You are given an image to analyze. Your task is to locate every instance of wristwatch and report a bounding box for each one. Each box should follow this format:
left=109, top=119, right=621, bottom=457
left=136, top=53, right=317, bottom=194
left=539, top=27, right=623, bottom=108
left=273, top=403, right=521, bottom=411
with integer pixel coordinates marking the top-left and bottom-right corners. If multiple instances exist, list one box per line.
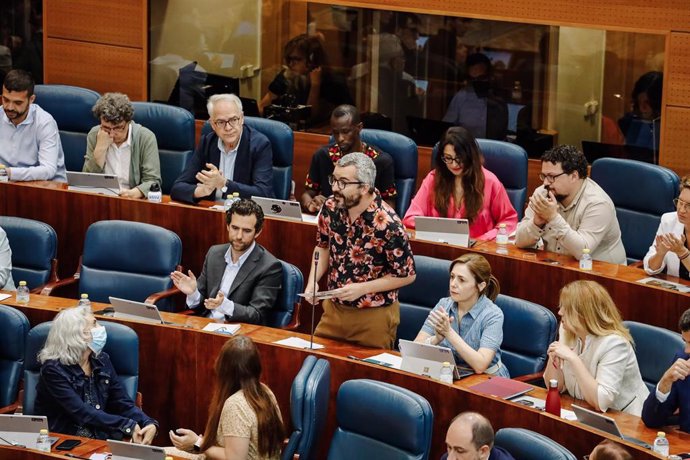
left=193, top=435, right=203, bottom=452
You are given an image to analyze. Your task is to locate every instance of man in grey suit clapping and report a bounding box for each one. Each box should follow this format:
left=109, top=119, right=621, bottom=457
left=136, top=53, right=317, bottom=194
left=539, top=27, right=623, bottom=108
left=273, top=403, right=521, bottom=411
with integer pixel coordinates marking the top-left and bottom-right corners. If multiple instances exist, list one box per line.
left=171, top=199, right=282, bottom=324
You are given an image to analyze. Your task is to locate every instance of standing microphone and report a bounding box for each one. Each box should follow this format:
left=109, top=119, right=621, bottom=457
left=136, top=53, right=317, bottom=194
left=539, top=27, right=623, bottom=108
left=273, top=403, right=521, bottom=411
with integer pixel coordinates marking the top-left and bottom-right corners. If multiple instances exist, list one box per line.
left=309, top=251, right=319, bottom=350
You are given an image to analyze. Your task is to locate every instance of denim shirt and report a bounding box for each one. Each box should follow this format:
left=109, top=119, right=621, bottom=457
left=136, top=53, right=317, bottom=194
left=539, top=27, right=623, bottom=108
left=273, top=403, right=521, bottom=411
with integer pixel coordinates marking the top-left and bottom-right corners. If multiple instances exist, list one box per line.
left=35, top=352, right=157, bottom=440
left=421, top=295, right=509, bottom=377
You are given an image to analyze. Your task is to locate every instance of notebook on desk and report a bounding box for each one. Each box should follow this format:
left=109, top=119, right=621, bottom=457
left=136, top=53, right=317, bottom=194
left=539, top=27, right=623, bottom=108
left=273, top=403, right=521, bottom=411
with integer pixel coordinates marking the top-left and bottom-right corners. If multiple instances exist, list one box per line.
left=0, top=415, right=50, bottom=449
left=67, top=171, right=120, bottom=196
left=414, top=217, right=470, bottom=248
left=571, top=404, right=651, bottom=449
left=107, top=439, right=166, bottom=460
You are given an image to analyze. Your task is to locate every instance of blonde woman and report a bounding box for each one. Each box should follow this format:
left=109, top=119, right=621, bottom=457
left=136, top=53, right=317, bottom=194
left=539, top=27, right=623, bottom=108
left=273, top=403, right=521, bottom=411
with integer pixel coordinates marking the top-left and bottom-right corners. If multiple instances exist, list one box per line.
left=544, top=280, right=648, bottom=415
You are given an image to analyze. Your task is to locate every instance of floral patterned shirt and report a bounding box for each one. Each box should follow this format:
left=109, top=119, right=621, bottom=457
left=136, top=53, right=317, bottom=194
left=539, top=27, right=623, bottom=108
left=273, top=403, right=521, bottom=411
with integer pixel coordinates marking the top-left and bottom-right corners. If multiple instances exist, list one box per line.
left=305, top=142, right=397, bottom=199
left=316, top=191, right=415, bottom=308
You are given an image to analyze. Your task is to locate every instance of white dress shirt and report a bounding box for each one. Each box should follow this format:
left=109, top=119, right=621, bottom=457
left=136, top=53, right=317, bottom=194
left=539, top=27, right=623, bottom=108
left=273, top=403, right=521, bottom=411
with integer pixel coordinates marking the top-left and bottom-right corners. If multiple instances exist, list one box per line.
left=215, top=133, right=241, bottom=200
left=0, top=104, right=67, bottom=182
left=643, top=211, right=685, bottom=277
left=186, top=241, right=256, bottom=321
left=103, top=123, right=133, bottom=190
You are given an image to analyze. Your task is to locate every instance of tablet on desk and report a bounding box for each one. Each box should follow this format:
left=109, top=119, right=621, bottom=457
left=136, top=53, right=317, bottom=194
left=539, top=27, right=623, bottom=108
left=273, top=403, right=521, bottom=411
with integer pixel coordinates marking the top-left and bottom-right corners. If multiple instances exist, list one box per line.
left=252, top=196, right=304, bottom=222
left=107, top=439, right=166, bottom=460
left=571, top=404, right=651, bottom=449
left=67, top=171, right=120, bottom=196
left=0, top=414, right=50, bottom=449
left=414, top=217, right=470, bottom=248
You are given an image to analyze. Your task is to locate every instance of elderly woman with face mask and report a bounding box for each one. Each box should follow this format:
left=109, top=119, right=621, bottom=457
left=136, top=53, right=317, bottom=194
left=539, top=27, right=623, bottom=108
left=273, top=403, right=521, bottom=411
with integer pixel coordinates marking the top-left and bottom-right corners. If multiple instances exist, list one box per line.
left=34, top=306, right=158, bottom=443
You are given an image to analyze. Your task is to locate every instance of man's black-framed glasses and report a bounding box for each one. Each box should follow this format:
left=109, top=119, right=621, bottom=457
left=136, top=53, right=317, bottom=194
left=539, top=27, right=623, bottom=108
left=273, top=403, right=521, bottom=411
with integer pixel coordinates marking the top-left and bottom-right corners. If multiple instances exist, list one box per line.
left=328, top=175, right=364, bottom=189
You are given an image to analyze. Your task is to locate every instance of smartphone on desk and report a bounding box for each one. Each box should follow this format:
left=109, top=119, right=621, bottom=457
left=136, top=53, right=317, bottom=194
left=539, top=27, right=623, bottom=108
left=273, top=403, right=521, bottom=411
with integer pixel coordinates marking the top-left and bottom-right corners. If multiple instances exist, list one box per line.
left=56, top=439, right=81, bottom=451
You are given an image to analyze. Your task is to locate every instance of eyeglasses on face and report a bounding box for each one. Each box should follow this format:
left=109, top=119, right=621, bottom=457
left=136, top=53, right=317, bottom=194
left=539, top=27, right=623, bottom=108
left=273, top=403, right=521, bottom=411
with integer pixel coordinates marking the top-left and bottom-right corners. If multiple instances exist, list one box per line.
left=100, top=123, right=128, bottom=134
left=286, top=55, right=305, bottom=64
left=539, top=172, right=567, bottom=183
left=674, top=198, right=690, bottom=211
left=213, top=117, right=242, bottom=129
left=441, top=155, right=461, bottom=166
left=328, top=175, right=364, bottom=189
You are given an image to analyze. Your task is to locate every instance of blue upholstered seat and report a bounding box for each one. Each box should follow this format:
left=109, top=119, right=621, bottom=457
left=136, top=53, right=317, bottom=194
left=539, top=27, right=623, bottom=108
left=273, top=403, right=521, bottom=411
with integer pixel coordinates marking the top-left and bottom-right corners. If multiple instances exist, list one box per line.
left=494, top=294, right=557, bottom=378
left=624, top=320, right=685, bottom=393
left=78, top=220, right=182, bottom=311
left=131, top=102, right=195, bottom=195
left=591, top=158, right=679, bottom=263
left=0, top=216, right=58, bottom=291
left=266, top=260, right=303, bottom=329
left=327, top=379, right=433, bottom=460
left=282, top=355, right=331, bottom=460
left=495, top=428, right=576, bottom=460
left=398, top=255, right=450, bottom=345
left=202, top=116, right=294, bottom=199
left=431, top=139, right=528, bottom=219
left=33, top=84, right=100, bottom=172
left=360, top=129, right=418, bottom=217
left=0, top=306, right=29, bottom=409
left=23, top=321, right=139, bottom=415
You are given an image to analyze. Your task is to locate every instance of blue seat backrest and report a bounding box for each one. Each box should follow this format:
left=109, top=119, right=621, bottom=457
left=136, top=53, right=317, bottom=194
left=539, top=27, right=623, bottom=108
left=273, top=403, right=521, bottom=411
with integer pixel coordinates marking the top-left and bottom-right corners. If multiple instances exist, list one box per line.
left=495, top=428, right=576, bottom=460
left=79, top=220, right=182, bottom=310
left=23, top=321, right=139, bottom=415
left=591, top=158, right=679, bottom=263
left=33, top=85, right=100, bottom=172
left=360, top=129, right=418, bottom=217
left=132, top=102, right=195, bottom=195
left=398, top=256, right=450, bottom=345
left=201, top=117, right=294, bottom=199
left=431, top=139, right=528, bottom=219
left=266, top=260, right=303, bottom=328
left=283, top=356, right=331, bottom=460
left=0, top=216, right=57, bottom=289
left=624, top=320, right=684, bottom=393
left=495, top=294, right=557, bottom=377
left=0, top=306, right=29, bottom=407
left=327, top=379, right=433, bottom=460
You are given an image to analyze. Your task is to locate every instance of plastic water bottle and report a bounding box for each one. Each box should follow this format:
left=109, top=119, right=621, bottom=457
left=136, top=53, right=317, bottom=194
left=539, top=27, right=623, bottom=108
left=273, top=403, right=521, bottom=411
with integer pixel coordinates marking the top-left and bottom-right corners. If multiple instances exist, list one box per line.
left=439, top=362, right=454, bottom=384
left=147, top=182, right=162, bottom=203
left=545, top=379, right=561, bottom=416
left=224, top=192, right=240, bottom=211
left=16, top=281, right=30, bottom=304
left=78, top=293, right=91, bottom=308
left=579, top=248, right=593, bottom=271
left=36, top=429, right=50, bottom=452
left=0, top=164, right=8, bottom=182
left=496, top=223, right=509, bottom=246
left=653, top=431, right=669, bottom=456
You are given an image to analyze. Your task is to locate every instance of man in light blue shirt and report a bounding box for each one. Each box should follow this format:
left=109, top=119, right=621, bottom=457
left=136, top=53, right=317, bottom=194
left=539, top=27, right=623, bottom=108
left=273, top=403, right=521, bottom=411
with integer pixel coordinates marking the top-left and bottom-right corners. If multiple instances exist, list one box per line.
left=170, top=198, right=282, bottom=325
left=0, top=70, right=66, bottom=182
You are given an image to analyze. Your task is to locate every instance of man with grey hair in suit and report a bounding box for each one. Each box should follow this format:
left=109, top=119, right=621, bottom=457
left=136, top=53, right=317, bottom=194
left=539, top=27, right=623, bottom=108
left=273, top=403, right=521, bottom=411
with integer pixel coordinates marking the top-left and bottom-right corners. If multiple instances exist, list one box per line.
left=170, top=198, right=282, bottom=325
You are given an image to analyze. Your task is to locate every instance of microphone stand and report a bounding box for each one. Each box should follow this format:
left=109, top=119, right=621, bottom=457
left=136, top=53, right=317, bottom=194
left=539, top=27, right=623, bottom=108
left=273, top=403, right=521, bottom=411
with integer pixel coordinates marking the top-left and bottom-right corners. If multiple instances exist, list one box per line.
left=309, top=252, right=319, bottom=350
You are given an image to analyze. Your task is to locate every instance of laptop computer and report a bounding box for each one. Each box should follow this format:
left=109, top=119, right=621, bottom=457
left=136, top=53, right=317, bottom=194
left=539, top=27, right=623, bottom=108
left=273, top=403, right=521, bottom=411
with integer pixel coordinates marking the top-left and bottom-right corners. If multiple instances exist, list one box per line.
left=67, top=171, right=120, bottom=196
left=414, top=217, right=470, bottom=248
left=571, top=404, right=651, bottom=449
left=107, top=297, right=184, bottom=327
left=240, top=97, right=261, bottom=117
left=107, top=439, right=166, bottom=460
left=398, top=339, right=473, bottom=381
left=0, top=414, right=50, bottom=449
left=252, top=196, right=303, bottom=222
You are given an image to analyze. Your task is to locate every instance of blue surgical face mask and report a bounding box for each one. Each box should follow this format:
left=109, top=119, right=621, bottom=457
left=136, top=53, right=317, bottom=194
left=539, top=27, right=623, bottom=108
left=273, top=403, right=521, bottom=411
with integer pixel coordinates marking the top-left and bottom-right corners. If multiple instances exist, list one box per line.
left=89, top=325, right=107, bottom=354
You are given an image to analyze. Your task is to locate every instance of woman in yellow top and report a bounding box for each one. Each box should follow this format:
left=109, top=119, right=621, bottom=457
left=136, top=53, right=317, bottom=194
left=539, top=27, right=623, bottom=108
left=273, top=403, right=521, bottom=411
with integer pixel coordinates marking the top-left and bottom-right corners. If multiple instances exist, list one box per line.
left=166, top=335, right=284, bottom=460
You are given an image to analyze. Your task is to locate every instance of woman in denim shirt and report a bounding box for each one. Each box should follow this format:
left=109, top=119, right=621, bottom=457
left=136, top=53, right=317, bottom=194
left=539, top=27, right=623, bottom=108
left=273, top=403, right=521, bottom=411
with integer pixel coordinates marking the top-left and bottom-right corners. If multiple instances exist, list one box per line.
left=414, top=253, right=509, bottom=377
left=34, top=306, right=158, bottom=442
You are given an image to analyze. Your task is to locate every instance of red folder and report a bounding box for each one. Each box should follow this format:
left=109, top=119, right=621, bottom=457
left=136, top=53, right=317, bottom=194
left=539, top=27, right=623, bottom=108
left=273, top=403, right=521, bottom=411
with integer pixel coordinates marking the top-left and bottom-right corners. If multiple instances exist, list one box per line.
left=468, top=377, right=533, bottom=399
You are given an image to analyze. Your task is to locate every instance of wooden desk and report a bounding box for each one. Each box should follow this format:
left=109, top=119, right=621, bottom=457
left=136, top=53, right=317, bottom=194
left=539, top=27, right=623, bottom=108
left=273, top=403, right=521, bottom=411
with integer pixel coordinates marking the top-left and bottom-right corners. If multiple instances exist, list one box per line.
left=4, top=294, right=688, bottom=459
left=0, top=433, right=105, bottom=460
left=1, top=181, right=689, bottom=333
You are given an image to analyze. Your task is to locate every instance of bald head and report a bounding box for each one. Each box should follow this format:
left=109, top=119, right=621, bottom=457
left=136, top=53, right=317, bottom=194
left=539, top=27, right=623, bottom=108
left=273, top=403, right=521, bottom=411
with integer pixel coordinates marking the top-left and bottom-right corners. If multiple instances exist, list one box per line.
left=445, top=412, right=494, bottom=460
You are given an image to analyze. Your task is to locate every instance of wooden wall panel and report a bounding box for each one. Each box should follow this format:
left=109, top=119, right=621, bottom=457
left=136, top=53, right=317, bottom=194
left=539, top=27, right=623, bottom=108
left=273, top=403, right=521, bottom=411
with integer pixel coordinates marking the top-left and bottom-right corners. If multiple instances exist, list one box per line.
left=44, top=0, right=145, bottom=48
left=661, top=106, right=690, bottom=177
left=44, top=38, right=147, bottom=101
left=666, top=32, right=690, bottom=107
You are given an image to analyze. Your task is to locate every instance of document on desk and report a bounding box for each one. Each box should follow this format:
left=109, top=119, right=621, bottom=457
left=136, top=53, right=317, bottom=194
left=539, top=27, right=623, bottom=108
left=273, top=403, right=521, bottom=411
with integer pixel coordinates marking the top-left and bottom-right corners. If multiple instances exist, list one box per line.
left=637, top=276, right=690, bottom=293
left=0, top=293, right=11, bottom=302
left=274, top=337, right=325, bottom=349
left=202, top=323, right=241, bottom=335
left=363, top=353, right=402, bottom=369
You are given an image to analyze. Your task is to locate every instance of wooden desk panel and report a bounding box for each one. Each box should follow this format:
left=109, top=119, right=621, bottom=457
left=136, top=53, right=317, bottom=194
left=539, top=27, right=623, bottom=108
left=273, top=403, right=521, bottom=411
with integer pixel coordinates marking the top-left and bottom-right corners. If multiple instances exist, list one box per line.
left=5, top=295, right=678, bottom=459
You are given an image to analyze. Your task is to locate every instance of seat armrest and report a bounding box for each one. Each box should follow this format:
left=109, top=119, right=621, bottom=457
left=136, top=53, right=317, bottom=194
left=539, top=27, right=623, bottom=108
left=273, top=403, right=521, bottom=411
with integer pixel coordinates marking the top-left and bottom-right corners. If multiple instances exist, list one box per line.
left=629, top=260, right=644, bottom=269
left=136, top=391, right=143, bottom=409
left=281, top=301, right=302, bottom=330
left=513, top=371, right=544, bottom=384
left=0, top=402, right=18, bottom=414
left=180, top=309, right=196, bottom=316
left=40, top=275, right=78, bottom=296
left=145, top=285, right=182, bottom=305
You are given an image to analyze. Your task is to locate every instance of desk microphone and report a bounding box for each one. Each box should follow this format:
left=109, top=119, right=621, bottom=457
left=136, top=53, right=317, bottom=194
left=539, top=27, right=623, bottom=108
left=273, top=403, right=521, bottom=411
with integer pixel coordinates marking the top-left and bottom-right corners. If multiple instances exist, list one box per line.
left=309, top=251, right=319, bottom=350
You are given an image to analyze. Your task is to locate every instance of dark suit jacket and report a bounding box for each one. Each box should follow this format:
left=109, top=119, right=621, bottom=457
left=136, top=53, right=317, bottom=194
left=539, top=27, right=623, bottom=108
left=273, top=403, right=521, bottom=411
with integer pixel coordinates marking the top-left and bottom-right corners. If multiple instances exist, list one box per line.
left=170, top=124, right=274, bottom=203
left=642, top=351, right=690, bottom=433
left=191, top=243, right=282, bottom=325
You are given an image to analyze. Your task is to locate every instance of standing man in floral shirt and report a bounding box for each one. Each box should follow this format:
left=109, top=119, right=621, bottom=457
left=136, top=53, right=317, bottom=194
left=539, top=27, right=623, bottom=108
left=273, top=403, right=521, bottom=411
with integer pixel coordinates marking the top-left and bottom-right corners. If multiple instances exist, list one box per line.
left=300, top=104, right=397, bottom=213
left=304, top=152, right=416, bottom=349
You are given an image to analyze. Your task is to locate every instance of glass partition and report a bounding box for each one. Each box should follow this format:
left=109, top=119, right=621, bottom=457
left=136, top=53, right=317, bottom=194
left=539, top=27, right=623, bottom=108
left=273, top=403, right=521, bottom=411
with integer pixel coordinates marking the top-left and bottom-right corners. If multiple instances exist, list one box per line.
left=0, top=0, right=43, bottom=83
left=149, top=2, right=665, bottom=161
